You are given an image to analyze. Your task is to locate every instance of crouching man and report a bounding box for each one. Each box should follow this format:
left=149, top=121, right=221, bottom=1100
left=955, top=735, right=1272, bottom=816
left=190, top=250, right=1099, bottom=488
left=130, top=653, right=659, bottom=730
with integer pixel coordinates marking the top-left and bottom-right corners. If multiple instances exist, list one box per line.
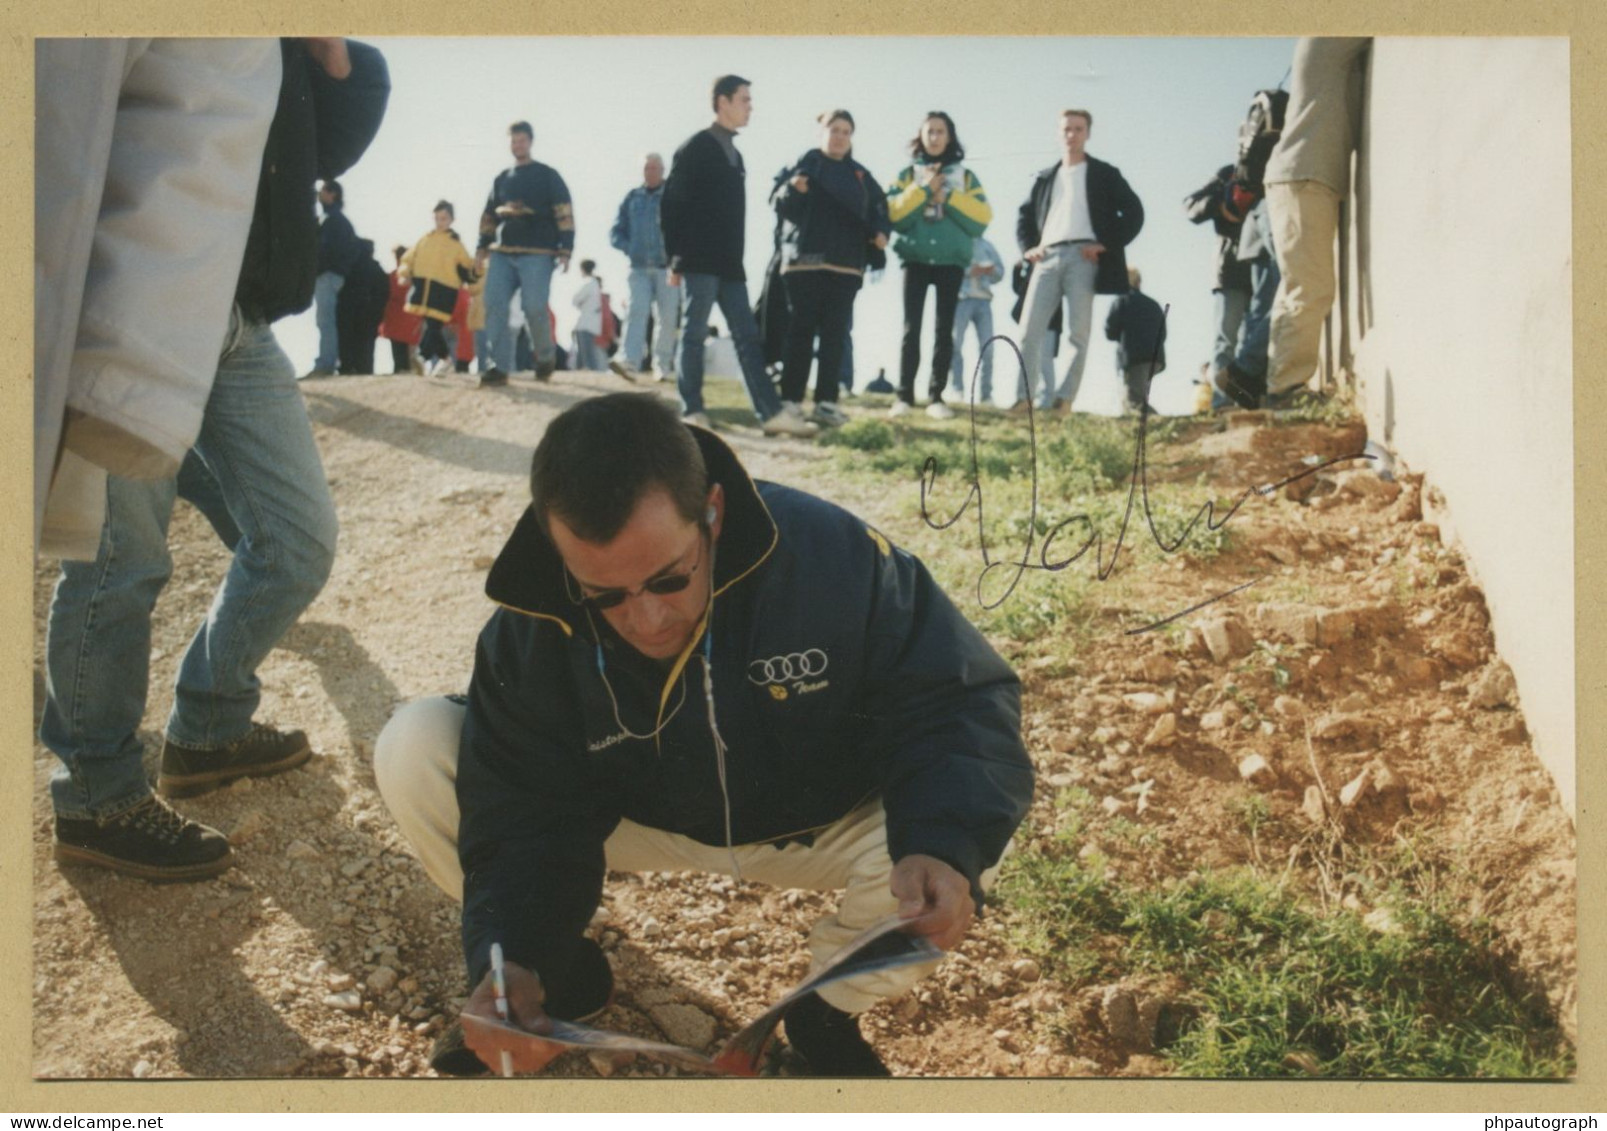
left=375, top=392, right=1032, bottom=1076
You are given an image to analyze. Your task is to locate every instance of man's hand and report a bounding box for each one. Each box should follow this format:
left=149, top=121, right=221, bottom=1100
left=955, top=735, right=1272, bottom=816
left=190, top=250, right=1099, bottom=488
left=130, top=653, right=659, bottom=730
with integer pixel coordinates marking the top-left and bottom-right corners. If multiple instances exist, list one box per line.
left=1024, top=245, right=1047, bottom=264
left=890, top=854, right=975, bottom=951
left=557, top=253, right=571, bottom=274
left=791, top=173, right=810, bottom=194
left=476, top=249, right=490, bottom=272
left=873, top=234, right=889, bottom=250
left=460, top=960, right=563, bottom=1075
left=667, top=270, right=682, bottom=287
left=1080, top=242, right=1106, bottom=263
left=301, top=38, right=352, bottom=80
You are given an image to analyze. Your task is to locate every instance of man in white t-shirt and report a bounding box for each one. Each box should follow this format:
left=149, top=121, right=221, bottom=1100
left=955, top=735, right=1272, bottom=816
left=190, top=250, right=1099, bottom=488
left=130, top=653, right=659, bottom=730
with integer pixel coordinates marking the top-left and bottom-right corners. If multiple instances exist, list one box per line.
left=1014, top=110, right=1145, bottom=413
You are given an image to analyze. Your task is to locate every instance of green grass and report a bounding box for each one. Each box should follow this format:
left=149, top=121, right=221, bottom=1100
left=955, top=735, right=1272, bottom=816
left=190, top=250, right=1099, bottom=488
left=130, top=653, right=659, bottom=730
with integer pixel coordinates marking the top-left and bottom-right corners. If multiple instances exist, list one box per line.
left=997, top=845, right=1574, bottom=1078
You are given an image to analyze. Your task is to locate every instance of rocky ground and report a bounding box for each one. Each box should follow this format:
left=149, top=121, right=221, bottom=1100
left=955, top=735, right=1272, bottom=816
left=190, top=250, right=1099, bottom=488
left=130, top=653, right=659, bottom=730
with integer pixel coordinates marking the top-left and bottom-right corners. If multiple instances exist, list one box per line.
left=30, top=371, right=1575, bottom=1079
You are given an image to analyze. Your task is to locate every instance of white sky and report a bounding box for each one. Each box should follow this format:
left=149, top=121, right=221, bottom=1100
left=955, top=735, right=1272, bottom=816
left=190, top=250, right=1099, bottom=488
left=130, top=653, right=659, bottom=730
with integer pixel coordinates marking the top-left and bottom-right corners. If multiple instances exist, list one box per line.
left=280, top=36, right=1299, bottom=414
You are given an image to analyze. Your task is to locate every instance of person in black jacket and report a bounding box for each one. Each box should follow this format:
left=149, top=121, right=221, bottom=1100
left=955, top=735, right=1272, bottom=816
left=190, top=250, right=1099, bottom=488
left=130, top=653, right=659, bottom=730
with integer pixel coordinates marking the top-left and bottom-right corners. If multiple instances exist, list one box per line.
left=308, top=178, right=359, bottom=377
left=336, top=237, right=390, bottom=376
left=375, top=393, right=1033, bottom=1077
left=1015, top=110, right=1144, bottom=414
left=1104, top=266, right=1167, bottom=414
left=772, top=110, right=891, bottom=428
left=660, top=75, right=817, bottom=437
left=44, top=38, right=390, bottom=884
left=1184, top=165, right=1254, bottom=395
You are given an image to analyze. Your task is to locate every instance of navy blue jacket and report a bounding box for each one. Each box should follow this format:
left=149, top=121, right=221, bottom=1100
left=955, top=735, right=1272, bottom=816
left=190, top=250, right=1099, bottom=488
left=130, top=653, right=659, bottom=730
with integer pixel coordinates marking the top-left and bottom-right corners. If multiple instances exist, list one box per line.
left=457, top=428, right=1033, bottom=987
left=1105, top=286, right=1167, bottom=373
left=773, top=148, right=891, bottom=276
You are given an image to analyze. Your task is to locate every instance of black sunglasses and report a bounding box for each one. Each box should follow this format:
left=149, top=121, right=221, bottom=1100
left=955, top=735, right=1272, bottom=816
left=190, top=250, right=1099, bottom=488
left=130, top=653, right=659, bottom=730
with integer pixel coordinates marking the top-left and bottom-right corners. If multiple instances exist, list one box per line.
left=576, top=537, right=705, bottom=611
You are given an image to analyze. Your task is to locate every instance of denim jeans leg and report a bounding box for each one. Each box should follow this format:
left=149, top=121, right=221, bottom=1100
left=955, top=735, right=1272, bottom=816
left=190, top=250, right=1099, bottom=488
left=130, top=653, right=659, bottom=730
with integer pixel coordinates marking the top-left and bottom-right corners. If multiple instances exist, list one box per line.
left=625, top=268, right=653, bottom=369
left=1236, top=256, right=1280, bottom=379
left=515, top=254, right=559, bottom=370
left=1018, top=252, right=1066, bottom=407
left=950, top=298, right=977, bottom=398
left=975, top=301, right=995, bottom=402
left=40, top=473, right=181, bottom=819
left=1213, top=287, right=1250, bottom=374
left=483, top=252, right=518, bottom=372
left=1053, top=253, right=1099, bottom=408
left=655, top=275, right=682, bottom=376
left=677, top=273, right=717, bottom=415
left=314, top=271, right=344, bottom=370
left=166, top=321, right=338, bottom=748
left=719, top=278, right=782, bottom=421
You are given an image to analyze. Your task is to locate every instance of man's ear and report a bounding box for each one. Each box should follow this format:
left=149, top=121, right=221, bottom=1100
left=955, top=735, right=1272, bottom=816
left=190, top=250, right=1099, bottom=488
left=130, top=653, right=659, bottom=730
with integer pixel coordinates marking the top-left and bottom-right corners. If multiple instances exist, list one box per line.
left=706, top=483, right=726, bottom=540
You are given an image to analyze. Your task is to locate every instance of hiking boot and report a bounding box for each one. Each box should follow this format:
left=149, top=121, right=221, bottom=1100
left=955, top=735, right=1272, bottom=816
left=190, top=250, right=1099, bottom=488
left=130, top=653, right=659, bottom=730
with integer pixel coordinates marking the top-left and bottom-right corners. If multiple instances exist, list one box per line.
left=761, top=404, right=820, bottom=438
left=1213, top=363, right=1266, bottom=410
left=925, top=400, right=955, bottom=421
left=534, top=361, right=556, bottom=382
left=887, top=399, right=913, bottom=419
left=782, top=992, right=891, bottom=1077
left=158, top=722, right=312, bottom=799
left=430, top=937, right=615, bottom=1077
left=480, top=367, right=510, bottom=388
left=810, top=402, right=850, bottom=428
left=54, top=794, right=233, bottom=883
left=607, top=359, right=640, bottom=383
left=682, top=411, right=713, bottom=430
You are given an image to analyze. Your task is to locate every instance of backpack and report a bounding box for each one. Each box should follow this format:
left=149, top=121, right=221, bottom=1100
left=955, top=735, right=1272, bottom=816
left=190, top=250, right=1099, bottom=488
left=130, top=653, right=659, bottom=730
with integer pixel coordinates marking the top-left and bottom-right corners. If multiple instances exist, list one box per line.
left=1233, top=88, right=1290, bottom=191
left=598, top=292, right=620, bottom=353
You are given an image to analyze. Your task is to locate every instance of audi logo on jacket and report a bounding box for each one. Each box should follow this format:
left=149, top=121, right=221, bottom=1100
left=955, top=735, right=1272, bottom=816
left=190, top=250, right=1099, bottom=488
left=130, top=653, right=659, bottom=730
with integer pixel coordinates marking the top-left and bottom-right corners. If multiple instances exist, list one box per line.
left=454, top=427, right=1033, bottom=988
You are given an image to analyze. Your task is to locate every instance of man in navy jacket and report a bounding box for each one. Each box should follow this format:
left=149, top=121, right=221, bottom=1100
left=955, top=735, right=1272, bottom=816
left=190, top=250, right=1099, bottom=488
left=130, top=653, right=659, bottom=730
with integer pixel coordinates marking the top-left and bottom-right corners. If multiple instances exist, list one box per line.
left=376, top=392, right=1033, bottom=1077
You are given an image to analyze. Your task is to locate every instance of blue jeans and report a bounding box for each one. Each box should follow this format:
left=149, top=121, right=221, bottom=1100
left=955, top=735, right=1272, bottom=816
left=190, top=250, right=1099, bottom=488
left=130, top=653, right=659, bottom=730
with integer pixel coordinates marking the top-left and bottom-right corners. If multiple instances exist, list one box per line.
left=314, top=271, right=344, bottom=370
left=484, top=251, right=558, bottom=373
left=1018, top=245, right=1099, bottom=409
left=677, top=273, right=781, bottom=420
left=1212, top=286, right=1250, bottom=375
left=1234, top=255, right=1281, bottom=379
left=951, top=297, right=996, bottom=403
left=1012, top=330, right=1058, bottom=405
left=572, top=330, right=606, bottom=372
left=40, top=315, right=338, bottom=820
left=626, top=267, right=681, bottom=373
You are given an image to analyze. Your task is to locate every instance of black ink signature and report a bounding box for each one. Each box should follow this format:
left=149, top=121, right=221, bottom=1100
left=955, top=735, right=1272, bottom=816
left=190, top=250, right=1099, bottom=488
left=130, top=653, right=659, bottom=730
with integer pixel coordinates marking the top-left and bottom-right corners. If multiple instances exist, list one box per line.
left=918, top=318, right=1371, bottom=633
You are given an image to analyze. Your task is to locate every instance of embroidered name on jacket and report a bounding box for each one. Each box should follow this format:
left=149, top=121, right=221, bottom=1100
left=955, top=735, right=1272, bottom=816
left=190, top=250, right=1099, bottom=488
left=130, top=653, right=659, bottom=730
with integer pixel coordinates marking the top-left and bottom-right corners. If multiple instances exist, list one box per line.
left=748, top=649, right=830, bottom=698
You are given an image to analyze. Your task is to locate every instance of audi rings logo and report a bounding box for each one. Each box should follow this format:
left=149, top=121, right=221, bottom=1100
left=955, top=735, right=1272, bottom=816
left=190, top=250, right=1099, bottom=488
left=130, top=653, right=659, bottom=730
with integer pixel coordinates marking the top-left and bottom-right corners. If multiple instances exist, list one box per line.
left=747, top=649, right=829, bottom=685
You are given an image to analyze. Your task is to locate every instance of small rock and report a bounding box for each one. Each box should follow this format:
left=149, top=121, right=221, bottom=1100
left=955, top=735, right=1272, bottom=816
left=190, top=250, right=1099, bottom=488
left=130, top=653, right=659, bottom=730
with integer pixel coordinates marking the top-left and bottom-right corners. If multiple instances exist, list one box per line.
left=1124, top=692, right=1169, bottom=715
left=132, top=1059, right=153, bottom=1079
left=1238, top=753, right=1275, bottom=786
left=1273, top=696, right=1304, bottom=719
left=473, top=554, right=496, bottom=571
left=640, top=917, right=663, bottom=939
left=324, top=991, right=363, bottom=1013
left=1100, top=986, right=1150, bottom=1051
left=229, top=810, right=267, bottom=845
left=1199, top=710, right=1227, bottom=732
left=1199, top=616, right=1254, bottom=663
left=328, top=973, right=356, bottom=992
left=1255, top=604, right=1319, bottom=645
left=588, top=1051, right=619, bottom=1077
left=1469, top=661, right=1519, bottom=710
left=1101, top=796, right=1132, bottom=817
left=1011, top=959, right=1042, bottom=983
left=286, top=840, right=320, bottom=860
left=1338, top=769, right=1371, bottom=808
left=1312, top=713, right=1377, bottom=744
left=647, top=1003, right=717, bottom=1050
left=896, top=996, right=922, bottom=1022
left=367, top=966, right=399, bottom=994
left=1301, top=785, right=1328, bottom=825
left=1143, top=713, right=1177, bottom=748
left=1364, top=907, right=1402, bottom=935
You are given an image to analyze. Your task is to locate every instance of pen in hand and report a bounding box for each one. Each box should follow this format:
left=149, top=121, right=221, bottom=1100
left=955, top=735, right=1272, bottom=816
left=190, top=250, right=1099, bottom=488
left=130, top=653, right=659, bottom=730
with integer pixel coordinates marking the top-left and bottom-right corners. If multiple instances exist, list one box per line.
left=490, top=942, right=515, bottom=1078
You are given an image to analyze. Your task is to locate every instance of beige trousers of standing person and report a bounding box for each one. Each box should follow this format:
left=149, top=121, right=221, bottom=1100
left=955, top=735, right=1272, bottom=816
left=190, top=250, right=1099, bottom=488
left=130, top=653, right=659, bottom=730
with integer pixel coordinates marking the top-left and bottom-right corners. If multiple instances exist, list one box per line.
left=374, top=696, right=1006, bottom=1014
left=1265, top=179, right=1341, bottom=395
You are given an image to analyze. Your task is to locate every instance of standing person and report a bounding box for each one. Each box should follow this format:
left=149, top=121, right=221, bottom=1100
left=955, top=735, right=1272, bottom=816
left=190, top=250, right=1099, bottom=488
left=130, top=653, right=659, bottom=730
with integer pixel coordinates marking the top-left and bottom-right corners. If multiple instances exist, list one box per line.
left=336, top=237, right=389, bottom=376
left=1016, top=110, right=1145, bottom=414
left=661, top=75, right=817, bottom=437
left=477, top=120, right=574, bottom=387
left=1104, top=266, right=1167, bottom=414
left=307, top=178, right=360, bottom=377
left=950, top=235, right=1005, bottom=408
left=773, top=109, right=891, bottom=428
left=1185, top=164, right=1254, bottom=391
left=885, top=112, right=992, bottom=420
left=381, top=244, right=424, bottom=375
left=608, top=152, right=681, bottom=382
left=1244, top=37, right=1371, bottom=411
left=571, top=259, right=607, bottom=371
left=42, top=38, right=389, bottom=881
left=403, top=200, right=479, bottom=379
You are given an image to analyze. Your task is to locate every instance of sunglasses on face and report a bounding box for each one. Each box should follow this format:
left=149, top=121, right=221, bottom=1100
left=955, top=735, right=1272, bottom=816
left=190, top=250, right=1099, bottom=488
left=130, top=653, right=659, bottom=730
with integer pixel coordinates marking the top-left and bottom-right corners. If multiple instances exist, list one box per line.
left=575, top=536, right=705, bottom=611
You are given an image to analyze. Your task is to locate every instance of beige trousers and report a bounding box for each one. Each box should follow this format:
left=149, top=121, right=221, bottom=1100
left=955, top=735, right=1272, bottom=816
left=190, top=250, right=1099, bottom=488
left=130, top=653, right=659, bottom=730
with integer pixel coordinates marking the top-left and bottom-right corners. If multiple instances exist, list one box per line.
left=1265, top=179, right=1340, bottom=395
left=374, top=696, right=1002, bottom=1013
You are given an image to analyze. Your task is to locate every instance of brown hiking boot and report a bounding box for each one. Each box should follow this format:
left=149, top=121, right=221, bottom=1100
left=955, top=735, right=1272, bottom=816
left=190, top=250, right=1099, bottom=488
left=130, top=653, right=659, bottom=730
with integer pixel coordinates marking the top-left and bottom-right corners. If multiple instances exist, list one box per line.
left=158, top=722, right=312, bottom=798
left=55, top=794, right=233, bottom=883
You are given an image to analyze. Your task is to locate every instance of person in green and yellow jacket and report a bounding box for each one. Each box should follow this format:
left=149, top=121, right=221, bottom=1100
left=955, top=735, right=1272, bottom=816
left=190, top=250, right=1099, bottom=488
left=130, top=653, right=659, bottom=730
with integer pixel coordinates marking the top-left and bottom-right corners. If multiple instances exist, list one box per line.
left=885, top=112, right=992, bottom=420
left=402, top=200, right=479, bottom=377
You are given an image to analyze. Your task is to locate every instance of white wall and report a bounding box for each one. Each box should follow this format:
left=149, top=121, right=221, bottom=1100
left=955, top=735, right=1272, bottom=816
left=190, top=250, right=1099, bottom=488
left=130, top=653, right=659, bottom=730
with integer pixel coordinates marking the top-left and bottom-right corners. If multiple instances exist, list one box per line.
left=1348, top=38, right=1573, bottom=810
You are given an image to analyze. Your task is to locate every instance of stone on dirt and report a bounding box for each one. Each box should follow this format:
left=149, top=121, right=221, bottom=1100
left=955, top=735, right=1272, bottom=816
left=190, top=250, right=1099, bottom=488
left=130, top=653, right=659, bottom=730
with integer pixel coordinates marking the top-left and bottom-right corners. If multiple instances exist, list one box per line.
left=647, top=1003, right=716, bottom=1050
left=1469, top=661, right=1519, bottom=710
left=1199, top=616, right=1253, bottom=663
left=1238, top=753, right=1274, bottom=786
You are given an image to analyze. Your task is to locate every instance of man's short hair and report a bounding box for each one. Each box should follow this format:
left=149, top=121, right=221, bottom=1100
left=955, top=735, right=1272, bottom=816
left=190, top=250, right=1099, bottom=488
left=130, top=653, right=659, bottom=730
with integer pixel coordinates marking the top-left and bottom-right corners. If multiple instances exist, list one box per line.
left=1127, top=266, right=1141, bottom=288
left=509, top=119, right=534, bottom=140
left=322, top=179, right=343, bottom=203
left=530, top=394, right=709, bottom=544
left=433, top=199, right=454, bottom=219
left=711, top=74, right=751, bottom=112
left=643, top=151, right=664, bottom=166
left=1061, top=108, right=1094, bottom=129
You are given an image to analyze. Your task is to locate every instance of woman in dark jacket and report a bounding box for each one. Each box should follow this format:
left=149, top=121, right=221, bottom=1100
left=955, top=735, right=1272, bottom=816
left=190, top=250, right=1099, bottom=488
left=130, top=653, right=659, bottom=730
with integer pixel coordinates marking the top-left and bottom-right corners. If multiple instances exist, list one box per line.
left=772, top=110, right=891, bottom=428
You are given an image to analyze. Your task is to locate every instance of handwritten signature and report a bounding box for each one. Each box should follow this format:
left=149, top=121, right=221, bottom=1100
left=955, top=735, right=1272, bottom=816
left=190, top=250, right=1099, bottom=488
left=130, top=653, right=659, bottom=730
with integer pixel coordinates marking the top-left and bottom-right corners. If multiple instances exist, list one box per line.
left=917, top=330, right=1370, bottom=634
